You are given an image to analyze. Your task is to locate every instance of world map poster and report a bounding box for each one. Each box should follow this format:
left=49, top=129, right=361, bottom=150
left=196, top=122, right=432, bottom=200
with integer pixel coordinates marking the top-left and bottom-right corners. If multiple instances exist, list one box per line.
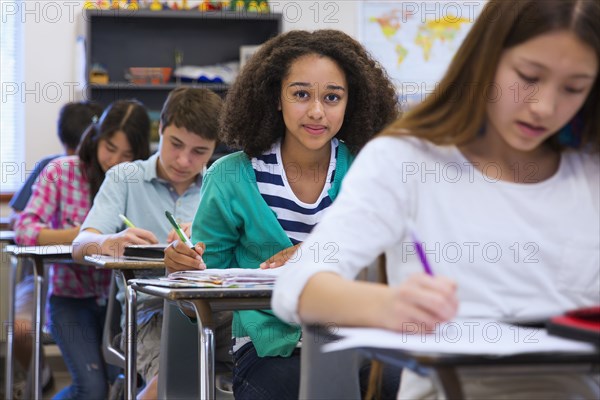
left=359, top=1, right=487, bottom=107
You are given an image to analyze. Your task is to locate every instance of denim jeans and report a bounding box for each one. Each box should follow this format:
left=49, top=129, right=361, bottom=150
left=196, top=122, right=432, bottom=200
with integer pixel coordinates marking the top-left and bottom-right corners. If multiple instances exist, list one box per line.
left=232, top=342, right=301, bottom=400
left=49, top=295, right=115, bottom=400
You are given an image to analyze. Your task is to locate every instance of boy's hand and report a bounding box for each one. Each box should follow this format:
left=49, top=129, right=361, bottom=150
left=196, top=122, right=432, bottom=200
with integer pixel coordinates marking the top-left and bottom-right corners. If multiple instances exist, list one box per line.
left=164, top=240, right=206, bottom=273
left=166, top=222, right=192, bottom=243
left=101, top=227, right=158, bottom=257
left=260, top=244, right=301, bottom=269
left=382, top=273, right=458, bottom=332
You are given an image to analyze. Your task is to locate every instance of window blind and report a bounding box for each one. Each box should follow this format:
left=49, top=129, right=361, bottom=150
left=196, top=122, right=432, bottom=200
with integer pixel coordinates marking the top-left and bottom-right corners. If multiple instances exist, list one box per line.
left=1, top=1, right=25, bottom=193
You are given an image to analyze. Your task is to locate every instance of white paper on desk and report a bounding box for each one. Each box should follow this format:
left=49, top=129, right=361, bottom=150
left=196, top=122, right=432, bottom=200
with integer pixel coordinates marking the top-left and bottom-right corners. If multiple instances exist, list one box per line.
left=167, top=268, right=281, bottom=287
left=129, top=278, right=222, bottom=288
left=323, top=319, right=597, bottom=356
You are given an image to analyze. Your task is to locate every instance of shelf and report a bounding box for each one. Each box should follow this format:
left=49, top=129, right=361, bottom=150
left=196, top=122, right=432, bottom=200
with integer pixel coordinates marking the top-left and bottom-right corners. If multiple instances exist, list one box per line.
left=90, top=82, right=230, bottom=91
left=85, top=8, right=281, bottom=109
left=85, top=9, right=282, bottom=21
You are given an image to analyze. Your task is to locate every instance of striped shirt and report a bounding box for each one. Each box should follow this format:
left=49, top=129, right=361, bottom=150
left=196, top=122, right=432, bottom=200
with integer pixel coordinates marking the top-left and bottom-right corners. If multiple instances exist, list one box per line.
left=14, top=156, right=111, bottom=302
left=251, top=139, right=339, bottom=245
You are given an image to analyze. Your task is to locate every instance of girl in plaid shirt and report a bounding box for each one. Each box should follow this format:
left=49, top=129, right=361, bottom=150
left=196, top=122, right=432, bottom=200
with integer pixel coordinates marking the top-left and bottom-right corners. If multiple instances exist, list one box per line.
left=15, top=100, right=151, bottom=400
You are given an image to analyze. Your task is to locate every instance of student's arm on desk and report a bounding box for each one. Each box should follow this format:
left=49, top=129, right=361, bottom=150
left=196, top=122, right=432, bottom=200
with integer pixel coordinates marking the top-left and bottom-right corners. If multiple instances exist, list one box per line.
left=37, top=226, right=81, bottom=245
left=72, top=227, right=159, bottom=262
left=260, top=243, right=302, bottom=269
left=298, top=272, right=458, bottom=332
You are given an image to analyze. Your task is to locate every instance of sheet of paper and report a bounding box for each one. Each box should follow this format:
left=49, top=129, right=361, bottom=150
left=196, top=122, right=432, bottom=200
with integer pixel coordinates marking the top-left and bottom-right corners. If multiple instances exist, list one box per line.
left=322, top=319, right=597, bottom=356
left=131, top=268, right=283, bottom=288
left=129, top=278, right=222, bottom=288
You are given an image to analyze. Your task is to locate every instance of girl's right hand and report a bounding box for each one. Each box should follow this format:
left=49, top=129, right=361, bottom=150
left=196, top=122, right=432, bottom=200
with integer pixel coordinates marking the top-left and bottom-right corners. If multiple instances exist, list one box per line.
left=101, top=227, right=158, bottom=257
left=164, top=240, right=206, bottom=273
left=383, top=273, right=458, bottom=333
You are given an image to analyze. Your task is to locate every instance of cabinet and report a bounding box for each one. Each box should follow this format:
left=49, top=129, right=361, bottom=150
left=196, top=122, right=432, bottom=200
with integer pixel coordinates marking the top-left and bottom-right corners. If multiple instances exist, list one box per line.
left=85, top=9, right=282, bottom=110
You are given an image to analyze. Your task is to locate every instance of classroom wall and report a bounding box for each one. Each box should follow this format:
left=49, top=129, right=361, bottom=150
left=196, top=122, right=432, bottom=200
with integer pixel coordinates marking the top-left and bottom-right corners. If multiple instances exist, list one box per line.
left=9, top=0, right=359, bottom=209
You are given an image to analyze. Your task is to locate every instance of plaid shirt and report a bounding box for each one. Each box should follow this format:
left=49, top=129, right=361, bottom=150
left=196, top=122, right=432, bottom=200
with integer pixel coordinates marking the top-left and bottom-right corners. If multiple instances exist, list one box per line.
left=14, top=156, right=111, bottom=302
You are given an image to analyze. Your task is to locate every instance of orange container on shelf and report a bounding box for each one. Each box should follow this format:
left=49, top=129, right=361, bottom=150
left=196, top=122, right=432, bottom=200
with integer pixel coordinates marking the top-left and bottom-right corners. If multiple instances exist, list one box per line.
left=128, top=67, right=172, bottom=85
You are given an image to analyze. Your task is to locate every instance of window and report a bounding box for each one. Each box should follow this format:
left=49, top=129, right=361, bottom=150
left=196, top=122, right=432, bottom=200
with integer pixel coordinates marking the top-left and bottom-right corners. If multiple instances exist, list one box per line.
left=1, top=2, right=25, bottom=193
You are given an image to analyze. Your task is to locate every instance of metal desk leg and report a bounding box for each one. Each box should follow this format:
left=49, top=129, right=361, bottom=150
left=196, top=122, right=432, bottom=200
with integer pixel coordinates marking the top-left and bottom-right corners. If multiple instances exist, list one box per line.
left=125, top=285, right=138, bottom=400
left=5, top=255, right=22, bottom=400
left=200, top=327, right=215, bottom=399
left=431, top=366, right=464, bottom=400
left=190, top=300, right=215, bottom=400
left=32, top=257, right=44, bottom=400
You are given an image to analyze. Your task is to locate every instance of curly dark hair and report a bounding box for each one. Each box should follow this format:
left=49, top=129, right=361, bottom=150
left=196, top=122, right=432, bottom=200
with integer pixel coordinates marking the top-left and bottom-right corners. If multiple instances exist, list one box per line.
left=221, top=29, right=400, bottom=157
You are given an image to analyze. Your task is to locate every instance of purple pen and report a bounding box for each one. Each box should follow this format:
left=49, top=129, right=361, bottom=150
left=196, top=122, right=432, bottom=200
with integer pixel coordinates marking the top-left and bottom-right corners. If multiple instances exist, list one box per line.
left=412, top=233, right=434, bottom=276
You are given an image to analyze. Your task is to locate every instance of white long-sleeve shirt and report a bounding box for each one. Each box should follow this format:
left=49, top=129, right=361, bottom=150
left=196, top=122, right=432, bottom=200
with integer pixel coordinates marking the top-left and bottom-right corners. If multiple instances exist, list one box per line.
left=273, top=136, right=600, bottom=324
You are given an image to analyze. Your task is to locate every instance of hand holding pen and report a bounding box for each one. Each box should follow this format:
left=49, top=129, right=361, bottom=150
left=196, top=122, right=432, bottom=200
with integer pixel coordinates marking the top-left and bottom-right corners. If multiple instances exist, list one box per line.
left=379, top=229, right=459, bottom=332
left=100, top=214, right=158, bottom=256
left=164, top=211, right=206, bottom=272
left=165, top=211, right=193, bottom=247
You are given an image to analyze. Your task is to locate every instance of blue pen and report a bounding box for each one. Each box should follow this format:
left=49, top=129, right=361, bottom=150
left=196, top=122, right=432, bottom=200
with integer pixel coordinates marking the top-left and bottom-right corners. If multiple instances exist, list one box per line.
left=411, top=232, right=434, bottom=276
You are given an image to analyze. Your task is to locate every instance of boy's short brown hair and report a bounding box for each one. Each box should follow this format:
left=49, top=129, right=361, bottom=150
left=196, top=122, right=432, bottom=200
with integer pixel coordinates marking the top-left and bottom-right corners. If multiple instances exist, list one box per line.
left=160, top=87, right=223, bottom=141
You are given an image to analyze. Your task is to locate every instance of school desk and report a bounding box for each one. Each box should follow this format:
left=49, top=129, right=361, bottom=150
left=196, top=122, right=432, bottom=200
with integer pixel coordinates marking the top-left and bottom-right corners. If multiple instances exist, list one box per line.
left=3, top=244, right=73, bottom=400
left=0, top=217, right=11, bottom=230
left=315, top=322, right=600, bottom=400
left=83, top=254, right=166, bottom=400
left=129, top=282, right=272, bottom=400
left=0, top=230, right=15, bottom=243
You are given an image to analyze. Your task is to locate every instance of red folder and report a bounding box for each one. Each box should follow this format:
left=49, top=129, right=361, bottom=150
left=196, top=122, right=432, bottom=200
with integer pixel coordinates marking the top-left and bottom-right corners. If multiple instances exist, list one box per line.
left=546, top=306, right=600, bottom=345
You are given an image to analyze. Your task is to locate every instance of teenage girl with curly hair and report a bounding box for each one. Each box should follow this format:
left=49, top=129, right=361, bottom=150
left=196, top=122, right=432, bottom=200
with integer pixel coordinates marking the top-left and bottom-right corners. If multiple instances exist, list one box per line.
left=165, top=29, right=399, bottom=399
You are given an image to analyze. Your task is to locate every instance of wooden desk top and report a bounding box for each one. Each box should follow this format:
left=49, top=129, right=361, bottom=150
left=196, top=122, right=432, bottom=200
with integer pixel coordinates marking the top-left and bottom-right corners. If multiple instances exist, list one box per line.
left=84, top=254, right=165, bottom=270
left=4, top=244, right=72, bottom=257
left=131, top=282, right=272, bottom=311
left=0, top=216, right=10, bottom=230
left=0, top=230, right=15, bottom=243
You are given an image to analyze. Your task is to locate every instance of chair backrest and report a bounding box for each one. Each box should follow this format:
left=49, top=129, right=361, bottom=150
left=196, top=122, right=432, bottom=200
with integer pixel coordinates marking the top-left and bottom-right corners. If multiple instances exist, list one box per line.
left=299, top=324, right=363, bottom=399
left=156, top=302, right=201, bottom=398
left=102, top=272, right=125, bottom=368
left=299, top=255, right=390, bottom=400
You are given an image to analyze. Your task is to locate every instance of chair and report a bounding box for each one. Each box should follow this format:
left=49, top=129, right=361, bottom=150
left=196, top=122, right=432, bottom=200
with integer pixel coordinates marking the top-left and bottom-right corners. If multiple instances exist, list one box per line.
left=298, top=255, right=399, bottom=400
left=156, top=302, right=234, bottom=399
left=299, top=324, right=364, bottom=399
left=156, top=302, right=201, bottom=398
left=102, top=272, right=126, bottom=370
left=102, top=272, right=126, bottom=399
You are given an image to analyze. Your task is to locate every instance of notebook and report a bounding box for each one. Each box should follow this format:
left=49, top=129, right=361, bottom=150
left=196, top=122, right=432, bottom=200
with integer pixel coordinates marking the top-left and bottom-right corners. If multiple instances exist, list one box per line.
left=123, top=244, right=168, bottom=260
left=131, top=268, right=281, bottom=288
left=546, top=306, right=600, bottom=345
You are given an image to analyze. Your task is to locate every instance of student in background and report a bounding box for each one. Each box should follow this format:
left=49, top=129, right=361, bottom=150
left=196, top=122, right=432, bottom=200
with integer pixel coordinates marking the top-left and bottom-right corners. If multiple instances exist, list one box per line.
left=15, top=100, right=151, bottom=400
left=164, top=30, right=400, bottom=399
left=72, top=88, right=224, bottom=400
left=273, top=0, right=599, bottom=398
left=9, top=101, right=103, bottom=398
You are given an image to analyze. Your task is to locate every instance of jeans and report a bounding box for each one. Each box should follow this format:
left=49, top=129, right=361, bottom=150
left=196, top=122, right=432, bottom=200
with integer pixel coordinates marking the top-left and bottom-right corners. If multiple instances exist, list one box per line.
left=49, top=295, right=115, bottom=400
left=232, top=342, right=301, bottom=400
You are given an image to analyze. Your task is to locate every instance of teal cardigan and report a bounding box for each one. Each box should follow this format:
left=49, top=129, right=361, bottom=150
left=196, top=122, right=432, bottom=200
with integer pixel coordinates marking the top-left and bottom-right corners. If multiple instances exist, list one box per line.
left=191, top=143, right=354, bottom=357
